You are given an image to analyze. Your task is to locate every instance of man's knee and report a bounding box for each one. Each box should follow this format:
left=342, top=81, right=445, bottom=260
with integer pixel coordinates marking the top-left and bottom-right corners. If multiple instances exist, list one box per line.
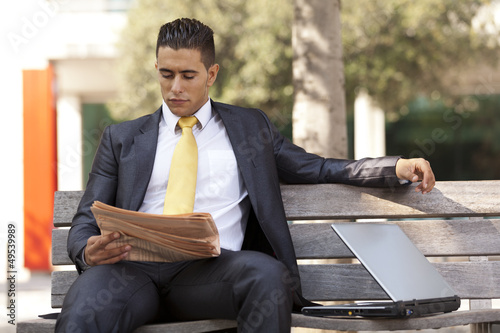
left=238, top=253, right=294, bottom=308
left=56, top=263, right=157, bottom=332
left=237, top=257, right=293, bottom=333
left=247, top=253, right=292, bottom=287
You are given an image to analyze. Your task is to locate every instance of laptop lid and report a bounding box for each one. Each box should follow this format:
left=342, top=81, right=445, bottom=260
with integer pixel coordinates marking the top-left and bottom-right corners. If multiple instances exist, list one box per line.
left=331, top=223, right=457, bottom=302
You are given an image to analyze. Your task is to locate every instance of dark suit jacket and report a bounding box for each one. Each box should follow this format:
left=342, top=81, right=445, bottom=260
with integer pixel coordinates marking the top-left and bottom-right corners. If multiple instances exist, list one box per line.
left=68, top=100, right=402, bottom=309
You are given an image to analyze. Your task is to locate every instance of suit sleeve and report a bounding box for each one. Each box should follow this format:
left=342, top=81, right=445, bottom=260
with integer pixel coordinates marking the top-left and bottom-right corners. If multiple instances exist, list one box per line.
left=67, top=125, right=119, bottom=271
left=267, top=116, right=401, bottom=187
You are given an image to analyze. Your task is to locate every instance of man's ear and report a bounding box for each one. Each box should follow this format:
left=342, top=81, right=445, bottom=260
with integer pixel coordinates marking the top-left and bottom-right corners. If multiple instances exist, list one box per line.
left=207, top=64, right=219, bottom=87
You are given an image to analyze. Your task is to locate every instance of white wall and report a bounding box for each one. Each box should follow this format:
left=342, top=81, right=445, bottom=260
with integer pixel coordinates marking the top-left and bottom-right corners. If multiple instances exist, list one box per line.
left=1, top=0, right=35, bottom=282
left=354, top=89, right=386, bottom=159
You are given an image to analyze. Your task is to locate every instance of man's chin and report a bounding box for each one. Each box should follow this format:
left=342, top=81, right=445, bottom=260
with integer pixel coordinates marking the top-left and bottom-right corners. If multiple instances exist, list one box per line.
left=167, top=105, right=194, bottom=117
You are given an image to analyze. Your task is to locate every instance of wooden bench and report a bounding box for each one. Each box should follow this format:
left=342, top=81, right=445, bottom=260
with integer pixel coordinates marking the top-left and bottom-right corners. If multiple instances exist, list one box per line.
left=18, top=180, right=500, bottom=332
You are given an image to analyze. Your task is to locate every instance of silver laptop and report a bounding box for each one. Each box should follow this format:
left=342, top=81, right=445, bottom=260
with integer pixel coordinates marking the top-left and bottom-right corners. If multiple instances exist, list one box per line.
left=301, top=223, right=460, bottom=318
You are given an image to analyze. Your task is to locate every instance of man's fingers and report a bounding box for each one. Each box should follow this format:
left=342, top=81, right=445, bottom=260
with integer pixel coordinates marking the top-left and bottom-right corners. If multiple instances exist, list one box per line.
left=414, top=172, right=435, bottom=194
left=87, top=232, right=119, bottom=250
left=85, top=233, right=131, bottom=266
left=421, top=175, right=435, bottom=194
left=396, top=158, right=435, bottom=194
left=99, top=232, right=121, bottom=247
left=417, top=159, right=435, bottom=194
left=93, top=249, right=130, bottom=266
left=86, top=244, right=130, bottom=266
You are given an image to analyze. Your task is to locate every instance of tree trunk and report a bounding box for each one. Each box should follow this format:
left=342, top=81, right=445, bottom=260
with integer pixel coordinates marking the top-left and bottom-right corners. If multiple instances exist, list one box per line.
left=292, top=0, right=347, bottom=158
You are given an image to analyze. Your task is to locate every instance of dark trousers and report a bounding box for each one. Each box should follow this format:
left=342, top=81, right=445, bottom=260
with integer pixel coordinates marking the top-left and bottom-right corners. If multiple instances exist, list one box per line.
left=55, top=250, right=294, bottom=333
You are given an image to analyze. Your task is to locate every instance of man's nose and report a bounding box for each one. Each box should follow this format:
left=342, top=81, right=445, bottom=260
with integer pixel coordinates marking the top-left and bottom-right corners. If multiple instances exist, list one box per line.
left=171, top=77, right=183, bottom=94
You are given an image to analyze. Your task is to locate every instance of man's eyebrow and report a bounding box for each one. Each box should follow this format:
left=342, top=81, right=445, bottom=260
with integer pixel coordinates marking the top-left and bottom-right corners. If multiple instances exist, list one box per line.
left=158, top=68, right=199, bottom=74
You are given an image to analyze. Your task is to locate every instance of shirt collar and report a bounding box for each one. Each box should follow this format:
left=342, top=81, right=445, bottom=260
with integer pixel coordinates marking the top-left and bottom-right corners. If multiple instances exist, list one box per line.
left=162, top=98, right=213, bottom=134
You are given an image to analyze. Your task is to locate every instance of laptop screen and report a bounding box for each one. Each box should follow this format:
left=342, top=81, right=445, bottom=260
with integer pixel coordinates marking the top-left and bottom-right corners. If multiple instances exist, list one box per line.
left=331, top=223, right=457, bottom=302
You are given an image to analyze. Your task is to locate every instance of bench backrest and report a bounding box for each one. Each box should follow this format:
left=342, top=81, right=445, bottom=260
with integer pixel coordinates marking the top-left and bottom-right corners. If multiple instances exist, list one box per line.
left=51, top=181, right=500, bottom=308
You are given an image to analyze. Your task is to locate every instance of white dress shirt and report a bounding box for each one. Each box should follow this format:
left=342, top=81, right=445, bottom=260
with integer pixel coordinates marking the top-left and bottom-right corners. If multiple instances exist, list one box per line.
left=139, top=99, right=250, bottom=251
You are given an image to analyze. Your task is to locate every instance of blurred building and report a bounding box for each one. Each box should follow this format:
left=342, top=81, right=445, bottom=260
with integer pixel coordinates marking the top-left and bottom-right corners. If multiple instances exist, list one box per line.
left=1, top=0, right=132, bottom=274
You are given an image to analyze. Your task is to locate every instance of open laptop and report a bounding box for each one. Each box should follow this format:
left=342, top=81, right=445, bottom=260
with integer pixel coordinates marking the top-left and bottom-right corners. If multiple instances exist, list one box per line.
left=301, top=223, right=460, bottom=318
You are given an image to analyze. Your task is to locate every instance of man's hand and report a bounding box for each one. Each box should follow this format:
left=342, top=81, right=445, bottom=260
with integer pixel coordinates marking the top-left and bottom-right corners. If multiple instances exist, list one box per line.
left=395, top=158, right=435, bottom=194
left=84, top=232, right=131, bottom=267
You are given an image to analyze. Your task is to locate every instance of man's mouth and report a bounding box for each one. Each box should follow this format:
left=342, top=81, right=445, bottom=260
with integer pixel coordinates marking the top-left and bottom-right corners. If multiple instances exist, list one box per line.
left=169, top=98, right=188, bottom=105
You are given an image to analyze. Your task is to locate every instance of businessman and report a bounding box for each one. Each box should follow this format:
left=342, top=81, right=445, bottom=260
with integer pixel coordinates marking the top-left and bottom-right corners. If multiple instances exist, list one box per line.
left=56, top=18, right=435, bottom=333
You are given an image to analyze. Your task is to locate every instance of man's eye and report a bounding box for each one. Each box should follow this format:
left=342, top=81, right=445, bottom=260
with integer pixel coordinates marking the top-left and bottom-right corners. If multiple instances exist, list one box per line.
left=184, top=75, right=195, bottom=80
left=161, top=74, right=173, bottom=79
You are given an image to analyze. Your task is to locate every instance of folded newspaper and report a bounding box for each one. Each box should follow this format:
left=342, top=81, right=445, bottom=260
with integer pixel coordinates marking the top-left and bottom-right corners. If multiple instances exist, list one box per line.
left=90, top=201, right=220, bottom=262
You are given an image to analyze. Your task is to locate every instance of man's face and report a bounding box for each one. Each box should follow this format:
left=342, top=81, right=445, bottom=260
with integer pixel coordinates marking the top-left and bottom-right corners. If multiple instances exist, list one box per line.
left=155, top=47, right=219, bottom=117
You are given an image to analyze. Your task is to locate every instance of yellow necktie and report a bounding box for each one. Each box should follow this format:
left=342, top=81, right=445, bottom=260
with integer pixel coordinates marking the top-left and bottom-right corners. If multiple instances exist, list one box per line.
left=163, top=116, right=199, bottom=214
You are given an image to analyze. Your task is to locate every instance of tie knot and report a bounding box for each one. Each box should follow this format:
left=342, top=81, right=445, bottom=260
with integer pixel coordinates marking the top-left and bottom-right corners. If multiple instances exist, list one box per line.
left=178, top=116, right=198, bottom=129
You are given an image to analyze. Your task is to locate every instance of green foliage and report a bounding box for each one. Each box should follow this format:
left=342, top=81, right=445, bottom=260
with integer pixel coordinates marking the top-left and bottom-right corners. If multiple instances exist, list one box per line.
left=108, top=0, right=294, bottom=131
left=386, top=94, right=500, bottom=180
left=109, top=0, right=500, bottom=146
left=342, top=0, right=500, bottom=116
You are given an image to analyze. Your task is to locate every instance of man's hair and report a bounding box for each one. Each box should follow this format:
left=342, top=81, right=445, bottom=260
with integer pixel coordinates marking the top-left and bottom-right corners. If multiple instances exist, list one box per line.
left=156, top=18, right=215, bottom=70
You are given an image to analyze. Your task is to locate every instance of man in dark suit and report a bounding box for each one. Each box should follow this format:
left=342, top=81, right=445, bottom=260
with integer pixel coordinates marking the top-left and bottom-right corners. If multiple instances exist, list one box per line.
left=56, top=18, right=435, bottom=333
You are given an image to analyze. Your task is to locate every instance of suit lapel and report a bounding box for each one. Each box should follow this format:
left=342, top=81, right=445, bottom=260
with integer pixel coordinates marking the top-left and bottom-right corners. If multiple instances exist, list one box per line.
left=214, top=102, right=255, bottom=163
left=129, top=108, right=162, bottom=210
left=213, top=102, right=259, bottom=199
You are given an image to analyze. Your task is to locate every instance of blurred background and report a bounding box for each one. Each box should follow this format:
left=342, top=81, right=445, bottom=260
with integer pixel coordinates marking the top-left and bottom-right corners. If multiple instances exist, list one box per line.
left=1, top=0, right=499, bottom=328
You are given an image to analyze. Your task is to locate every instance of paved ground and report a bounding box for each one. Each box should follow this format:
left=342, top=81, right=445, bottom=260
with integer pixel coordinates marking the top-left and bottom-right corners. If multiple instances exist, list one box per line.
left=1, top=272, right=57, bottom=333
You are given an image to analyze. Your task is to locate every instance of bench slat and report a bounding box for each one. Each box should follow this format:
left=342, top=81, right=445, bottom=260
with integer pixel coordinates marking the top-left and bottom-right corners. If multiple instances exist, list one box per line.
left=17, top=318, right=238, bottom=333
left=299, top=261, right=500, bottom=301
left=17, top=309, right=500, bottom=333
left=52, top=229, right=70, bottom=265
left=53, top=191, right=84, bottom=227
left=290, top=219, right=500, bottom=259
left=133, top=320, right=237, bottom=332
left=52, top=181, right=500, bottom=227
left=282, top=181, right=500, bottom=220
left=51, top=261, right=500, bottom=307
left=291, top=309, right=500, bottom=331
left=51, top=270, right=78, bottom=308
left=52, top=218, right=500, bottom=265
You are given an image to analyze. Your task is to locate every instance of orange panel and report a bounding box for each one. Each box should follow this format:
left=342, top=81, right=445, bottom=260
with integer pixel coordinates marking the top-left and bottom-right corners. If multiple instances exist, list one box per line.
left=23, top=64, right=57, bottom=271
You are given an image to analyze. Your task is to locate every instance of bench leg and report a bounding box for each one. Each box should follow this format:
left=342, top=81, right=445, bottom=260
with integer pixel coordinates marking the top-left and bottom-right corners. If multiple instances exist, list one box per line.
left=471, top=322, right=500, bottom=333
